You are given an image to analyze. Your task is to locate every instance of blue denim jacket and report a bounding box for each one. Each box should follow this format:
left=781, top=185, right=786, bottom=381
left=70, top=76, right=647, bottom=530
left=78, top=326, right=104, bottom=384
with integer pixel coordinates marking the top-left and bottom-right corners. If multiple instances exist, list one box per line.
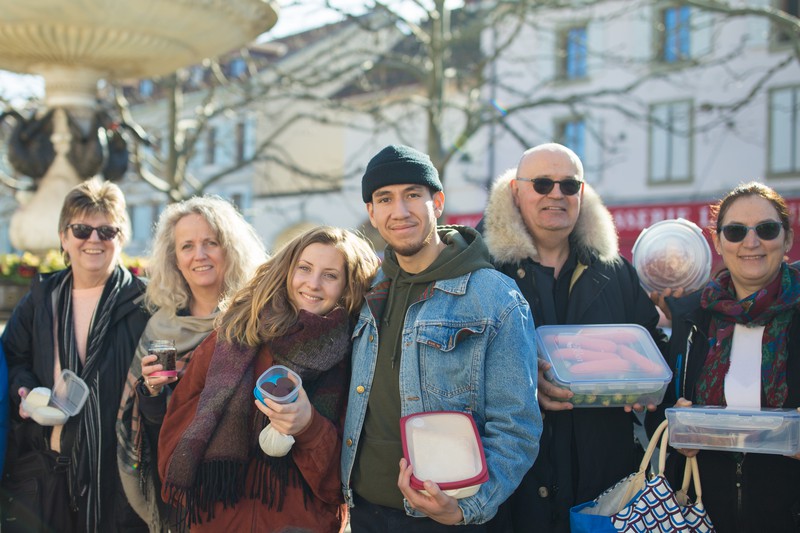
left=341, top=268, right=542, bottom=525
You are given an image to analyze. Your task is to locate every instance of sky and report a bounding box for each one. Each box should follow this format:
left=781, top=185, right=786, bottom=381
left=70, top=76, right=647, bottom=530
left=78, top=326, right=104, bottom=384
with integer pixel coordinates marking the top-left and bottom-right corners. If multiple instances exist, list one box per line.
left=0, top=0, right=360, bottom=104
left=0, top=0, right=459, bottom=104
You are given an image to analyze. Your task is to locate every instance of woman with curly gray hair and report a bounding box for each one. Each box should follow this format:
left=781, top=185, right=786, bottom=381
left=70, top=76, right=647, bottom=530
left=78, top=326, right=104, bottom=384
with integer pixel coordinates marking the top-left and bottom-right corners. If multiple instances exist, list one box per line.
left=116, top=195, right=266, bottom=532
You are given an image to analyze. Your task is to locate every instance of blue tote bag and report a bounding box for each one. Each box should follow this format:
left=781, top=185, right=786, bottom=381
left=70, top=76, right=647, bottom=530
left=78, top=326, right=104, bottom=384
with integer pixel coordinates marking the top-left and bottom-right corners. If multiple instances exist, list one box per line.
left=570, top=420, right=714, bottom=533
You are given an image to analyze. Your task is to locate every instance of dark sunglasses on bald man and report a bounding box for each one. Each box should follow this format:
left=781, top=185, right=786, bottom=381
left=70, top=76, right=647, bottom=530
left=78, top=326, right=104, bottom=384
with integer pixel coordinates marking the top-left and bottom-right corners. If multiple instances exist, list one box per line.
left=718, top=221, right=783, bottom=243
left=516, top=177, right=584, bottom=196
left=66, top=223, right=121, bottom=241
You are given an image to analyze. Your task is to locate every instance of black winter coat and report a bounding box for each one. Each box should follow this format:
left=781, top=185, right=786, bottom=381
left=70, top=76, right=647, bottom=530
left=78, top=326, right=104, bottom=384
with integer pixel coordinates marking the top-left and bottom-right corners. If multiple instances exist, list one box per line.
left=495, top=254, right=667, bottom=532
left=653, top=290, right=800, bottom=533
left=2, top=266, right=150, bottom=532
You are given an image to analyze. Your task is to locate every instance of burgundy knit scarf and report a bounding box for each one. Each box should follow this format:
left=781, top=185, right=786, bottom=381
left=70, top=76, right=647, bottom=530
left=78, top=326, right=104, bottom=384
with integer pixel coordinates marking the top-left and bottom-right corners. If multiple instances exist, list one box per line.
left=163, top=307, right=351, bottom=526
left=695, top=263, right=800, bottom=407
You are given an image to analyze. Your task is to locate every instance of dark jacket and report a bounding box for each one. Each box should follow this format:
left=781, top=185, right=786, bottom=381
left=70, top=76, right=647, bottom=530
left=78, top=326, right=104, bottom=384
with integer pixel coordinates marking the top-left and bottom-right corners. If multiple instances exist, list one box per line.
left=482, top=169, right=667, bottom=533
left=655, top=288, right=800, bottom=533
left=3, top=266, right=149, bottom=532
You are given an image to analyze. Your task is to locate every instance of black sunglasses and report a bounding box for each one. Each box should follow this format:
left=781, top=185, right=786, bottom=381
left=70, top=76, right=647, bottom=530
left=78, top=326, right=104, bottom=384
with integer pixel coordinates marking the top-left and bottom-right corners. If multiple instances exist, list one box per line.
left=66, top=223, right=121, bottom=241
left=718, top=221, right=783, bottom=243
left=517, top=177, right=584, bottom=196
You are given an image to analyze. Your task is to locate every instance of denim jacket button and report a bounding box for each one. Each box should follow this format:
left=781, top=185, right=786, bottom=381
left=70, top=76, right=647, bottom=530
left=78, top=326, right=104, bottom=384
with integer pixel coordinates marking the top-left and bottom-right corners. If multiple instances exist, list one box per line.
left=369, top=334, right=374, bottom=342
left=346, top=438, right=353, bottom=447
left=538, top=486, right=549, bottom=498
left=356, top=385, right=365, bottom=394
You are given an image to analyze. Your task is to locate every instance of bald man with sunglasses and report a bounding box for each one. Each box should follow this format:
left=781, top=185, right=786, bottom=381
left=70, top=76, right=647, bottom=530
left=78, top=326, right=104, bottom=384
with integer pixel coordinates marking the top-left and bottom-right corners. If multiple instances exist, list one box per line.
left=480, top=143, right=668, bottom=533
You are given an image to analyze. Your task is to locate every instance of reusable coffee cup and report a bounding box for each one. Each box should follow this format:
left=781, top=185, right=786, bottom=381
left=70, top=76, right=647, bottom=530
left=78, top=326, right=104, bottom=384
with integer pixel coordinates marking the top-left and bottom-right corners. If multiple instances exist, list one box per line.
left=148, top=339, right=177, bottom=377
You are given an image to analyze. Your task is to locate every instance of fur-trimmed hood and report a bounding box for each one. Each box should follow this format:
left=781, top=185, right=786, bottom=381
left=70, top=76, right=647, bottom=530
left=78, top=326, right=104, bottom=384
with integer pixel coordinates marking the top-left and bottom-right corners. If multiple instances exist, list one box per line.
left=483, top=168, right=620, bottom=265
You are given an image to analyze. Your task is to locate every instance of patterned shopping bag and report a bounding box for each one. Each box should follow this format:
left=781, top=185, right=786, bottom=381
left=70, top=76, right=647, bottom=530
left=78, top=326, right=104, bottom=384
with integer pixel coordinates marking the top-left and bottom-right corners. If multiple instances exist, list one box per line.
left=571, top=420, right=715, bottom=533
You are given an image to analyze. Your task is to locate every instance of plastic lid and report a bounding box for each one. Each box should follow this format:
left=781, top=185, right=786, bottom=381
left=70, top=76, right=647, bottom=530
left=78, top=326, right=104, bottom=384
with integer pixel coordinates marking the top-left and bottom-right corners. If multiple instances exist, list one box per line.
left=667, top=406, right=800, bottom=430
left=536, top=324, right=672, bottom=387
left=253, top=365, right=302, bottom=405
left=400, top=411, right=488, bottom=492
left=632, top=218, right=712, bottom=294
left=51, top=369, right=89, bottom=416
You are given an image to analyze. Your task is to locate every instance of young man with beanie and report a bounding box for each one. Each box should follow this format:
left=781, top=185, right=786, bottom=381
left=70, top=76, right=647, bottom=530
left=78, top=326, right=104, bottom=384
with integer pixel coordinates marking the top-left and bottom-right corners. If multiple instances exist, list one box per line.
left=341, top=144, right=542, bottom=531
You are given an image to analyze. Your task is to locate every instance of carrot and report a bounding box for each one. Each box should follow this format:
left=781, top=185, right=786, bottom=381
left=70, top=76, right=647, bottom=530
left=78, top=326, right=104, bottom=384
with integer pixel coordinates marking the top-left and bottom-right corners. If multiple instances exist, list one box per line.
left=578, top=329, right=641, bottom=345
left=568, top=359, right=633, bottom=374
left=552, top=348, right=620, bottom=363
left=616, top=345, right=664, bottom=374
left=552, top=335, right=618, bottom=352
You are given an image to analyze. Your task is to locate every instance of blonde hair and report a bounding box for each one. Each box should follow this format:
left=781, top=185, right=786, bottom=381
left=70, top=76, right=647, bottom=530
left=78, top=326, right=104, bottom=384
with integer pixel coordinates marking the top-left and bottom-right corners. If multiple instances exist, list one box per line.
left=58, top=180, right=130, bottom=264
left=144, top=195, right=267, bottom=314
left=218, top=226, right=379, bottom=346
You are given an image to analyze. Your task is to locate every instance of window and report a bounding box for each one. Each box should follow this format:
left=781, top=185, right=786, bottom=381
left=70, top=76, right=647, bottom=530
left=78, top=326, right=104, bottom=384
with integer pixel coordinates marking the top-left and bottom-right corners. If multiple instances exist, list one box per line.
left=205, top=127, right=216, bottom=165
left=659, top=6, right=691, bottom=62
left=235, top=122, right=246, bottom=164
left=649, top=101, right=692, bottom=183
left=775, top=0, right=799, bottom=44
left=769, top=86, right=800, bottom=175
left=189, top=66, right=206, bottom=87
left=556, top=118, right=586, bottom=162
left=559, top=25, right=587, bottom=80
left=139, top=79, right=154, bottom=98
left=230, top=58, right=247, bottom=78
left=130, top=203, right=160, bottom=248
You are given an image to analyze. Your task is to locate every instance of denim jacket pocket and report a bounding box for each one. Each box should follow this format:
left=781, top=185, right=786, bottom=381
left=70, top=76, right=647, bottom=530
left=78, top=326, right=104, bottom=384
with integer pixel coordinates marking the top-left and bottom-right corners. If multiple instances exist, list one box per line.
left=415, top=322, right=487, bottom=400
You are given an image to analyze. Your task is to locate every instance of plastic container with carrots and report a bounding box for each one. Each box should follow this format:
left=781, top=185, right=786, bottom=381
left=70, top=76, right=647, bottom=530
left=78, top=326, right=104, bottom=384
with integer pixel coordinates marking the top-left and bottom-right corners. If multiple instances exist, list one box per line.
left=536, top=324, right=671, bottom=407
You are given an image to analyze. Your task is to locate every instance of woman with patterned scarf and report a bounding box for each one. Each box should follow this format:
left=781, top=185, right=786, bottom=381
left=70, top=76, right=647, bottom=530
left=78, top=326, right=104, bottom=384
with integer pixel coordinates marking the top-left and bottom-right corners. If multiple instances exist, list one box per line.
left=651, top=182, right=800, bottom=533
left=158, top=226, right=379, bottom=532
left=116, top=195, right=266, bottom=532
left=2, top=181, right=150, bottom=532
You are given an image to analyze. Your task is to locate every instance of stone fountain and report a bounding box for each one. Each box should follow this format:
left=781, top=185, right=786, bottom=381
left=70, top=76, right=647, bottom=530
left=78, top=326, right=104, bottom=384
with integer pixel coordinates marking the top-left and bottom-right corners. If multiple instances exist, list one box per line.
left=0, top=0, right=278, bottom=253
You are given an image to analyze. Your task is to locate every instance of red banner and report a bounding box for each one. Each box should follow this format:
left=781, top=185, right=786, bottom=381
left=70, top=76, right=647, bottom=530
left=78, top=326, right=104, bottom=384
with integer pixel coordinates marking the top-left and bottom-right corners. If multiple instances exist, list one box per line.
left=446, top=197, right=800, bottom=263
left=608, top=198, right=800, bottom=263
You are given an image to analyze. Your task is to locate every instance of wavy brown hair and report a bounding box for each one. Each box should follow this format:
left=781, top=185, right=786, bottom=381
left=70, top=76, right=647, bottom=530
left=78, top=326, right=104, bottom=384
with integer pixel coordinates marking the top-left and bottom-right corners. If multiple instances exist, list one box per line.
left=218, top=226, right=379, bottom=346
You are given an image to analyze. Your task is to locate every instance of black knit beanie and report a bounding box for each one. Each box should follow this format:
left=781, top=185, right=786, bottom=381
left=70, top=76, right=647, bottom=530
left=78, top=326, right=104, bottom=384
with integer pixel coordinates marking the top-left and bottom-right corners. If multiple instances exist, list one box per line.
left=361, top=145, right=442, bottom=203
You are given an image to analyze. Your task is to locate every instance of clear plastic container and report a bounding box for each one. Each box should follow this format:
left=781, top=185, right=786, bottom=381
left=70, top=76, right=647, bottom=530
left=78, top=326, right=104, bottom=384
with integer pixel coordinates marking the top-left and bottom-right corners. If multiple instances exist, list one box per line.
left=632, top=218, right=712, bottom=294
left=536, top=324, right=672, bottom=407
left=400, top=411, right=488, bottom=499
left=666, top=406, right=800, bottom=455
left=253, top=365, right=302, bottom=405
left=22, top=369, right=90, bottom=426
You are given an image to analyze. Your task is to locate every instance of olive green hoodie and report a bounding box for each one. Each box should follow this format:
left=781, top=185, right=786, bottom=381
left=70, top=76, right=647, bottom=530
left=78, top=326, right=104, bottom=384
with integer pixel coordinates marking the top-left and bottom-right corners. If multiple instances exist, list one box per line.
left=351, top=226, right=494, bottom=508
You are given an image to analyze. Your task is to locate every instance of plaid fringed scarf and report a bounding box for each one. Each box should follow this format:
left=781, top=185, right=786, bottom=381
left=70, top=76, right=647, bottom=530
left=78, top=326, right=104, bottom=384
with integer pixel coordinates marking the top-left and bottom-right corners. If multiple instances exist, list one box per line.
left=163, top=307, right=351, bottom=528
left=115, top=308, right=216, bottom=531
left=696, top=263, right=800, bottom=407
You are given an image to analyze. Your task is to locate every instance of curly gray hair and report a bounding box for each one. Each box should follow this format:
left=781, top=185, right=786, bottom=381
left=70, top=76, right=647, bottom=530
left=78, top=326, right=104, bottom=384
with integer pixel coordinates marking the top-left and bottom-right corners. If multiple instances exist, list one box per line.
left=144, top=195, right=267, bottom=314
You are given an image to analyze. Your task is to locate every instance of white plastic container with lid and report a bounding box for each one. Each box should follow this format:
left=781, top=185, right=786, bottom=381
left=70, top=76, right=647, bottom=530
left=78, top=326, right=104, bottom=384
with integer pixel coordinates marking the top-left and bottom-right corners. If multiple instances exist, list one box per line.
left=400, top=411, right=488, bottom=499
left=666, top=406, right=800, bottom=455
left=21, top=369, right=90, bottom=426
left=632, top=218, right=712, bottom=294
left=536, top=324, right=672, bottom=407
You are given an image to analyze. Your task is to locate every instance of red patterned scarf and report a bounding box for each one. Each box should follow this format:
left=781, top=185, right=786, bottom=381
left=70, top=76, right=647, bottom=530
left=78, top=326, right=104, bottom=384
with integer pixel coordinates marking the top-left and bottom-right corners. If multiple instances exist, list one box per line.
left=695, top=263, right=800, bottom=407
